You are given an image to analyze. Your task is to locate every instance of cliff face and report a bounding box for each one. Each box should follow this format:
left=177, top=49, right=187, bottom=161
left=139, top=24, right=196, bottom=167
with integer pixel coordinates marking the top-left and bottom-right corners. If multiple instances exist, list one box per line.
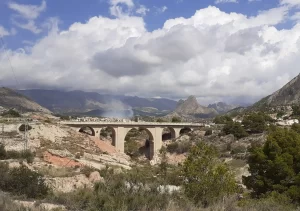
left=0, top=87, right=51, bottom=113
left=253, top=74, right=300, bottom=108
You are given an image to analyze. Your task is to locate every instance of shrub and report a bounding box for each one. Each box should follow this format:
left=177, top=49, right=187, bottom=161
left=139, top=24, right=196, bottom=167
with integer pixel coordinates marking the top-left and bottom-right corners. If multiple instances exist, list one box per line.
left=242, top=113, right=268, bottom=134
left=0, top=162, right=49, bottom=199
left=204, top=129, right=212, bottom=136
left=223, top=121, right=248, bottom=139
left=243, top=126, right=300, bottom=202
left=172, top=117, right=181, bottom=123
left=0, top=144, right=6, bottom=159
left=213, top=115, right=233, bottom=124
left=182, top=142, right=237, bottom=206
left=0, top=145, right=35, bottom=163
left=166, top=141, right=192, bottom=154
left=1, top=109, right=21, bottom=117
left=125, top=139, right=140, bottom=158
left=291, top=123, right=300, bottom=134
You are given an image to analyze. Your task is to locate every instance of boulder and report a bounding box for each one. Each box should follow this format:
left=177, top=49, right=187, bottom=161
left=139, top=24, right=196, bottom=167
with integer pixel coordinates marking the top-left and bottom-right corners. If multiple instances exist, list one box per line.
left=89, top=171, right=104, bottom=183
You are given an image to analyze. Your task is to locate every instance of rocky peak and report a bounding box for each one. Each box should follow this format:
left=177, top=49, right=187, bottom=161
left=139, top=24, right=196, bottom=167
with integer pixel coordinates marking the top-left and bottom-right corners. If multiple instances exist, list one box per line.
left=174, top=95, right=217, bottom=116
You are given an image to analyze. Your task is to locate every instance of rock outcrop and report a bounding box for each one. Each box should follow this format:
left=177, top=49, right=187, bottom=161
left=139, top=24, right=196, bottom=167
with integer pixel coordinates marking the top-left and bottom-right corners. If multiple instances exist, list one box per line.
left=166, top=96, right=217, bottom=119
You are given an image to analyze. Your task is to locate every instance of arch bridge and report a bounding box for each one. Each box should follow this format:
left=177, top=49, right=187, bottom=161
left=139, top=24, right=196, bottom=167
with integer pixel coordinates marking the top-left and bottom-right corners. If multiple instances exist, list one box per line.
left=60, top=121, right=204, bottom=159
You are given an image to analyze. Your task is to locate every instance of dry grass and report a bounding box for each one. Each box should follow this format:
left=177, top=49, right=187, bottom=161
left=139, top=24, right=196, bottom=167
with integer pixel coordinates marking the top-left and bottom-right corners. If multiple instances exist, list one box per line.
left=35, top=165, right=78, bottom=178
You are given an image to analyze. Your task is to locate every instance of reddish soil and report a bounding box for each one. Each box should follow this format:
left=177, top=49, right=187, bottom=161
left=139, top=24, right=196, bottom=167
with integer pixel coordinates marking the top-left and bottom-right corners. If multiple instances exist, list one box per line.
left=43, top=151, right=83, bottom=167
left=91, top=137, right=117, bottom=154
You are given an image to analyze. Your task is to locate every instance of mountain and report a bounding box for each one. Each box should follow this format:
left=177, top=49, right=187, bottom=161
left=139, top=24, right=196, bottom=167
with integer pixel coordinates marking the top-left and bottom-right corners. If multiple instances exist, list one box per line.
left=0, top=87, right=51, bottom=113
left=167, top=96, right=217, bottom=119
left=253, top=73, right=300, bottom=109
left=18, top=89, right=177, bottom=115
left=208, top=102, right=237, bottom=114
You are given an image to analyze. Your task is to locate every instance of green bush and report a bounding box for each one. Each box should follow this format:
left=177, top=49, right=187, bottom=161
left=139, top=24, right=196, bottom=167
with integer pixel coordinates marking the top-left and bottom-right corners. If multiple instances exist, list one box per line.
left=182, top=142, right=237, bottom=206
left=48, top=166, right=183, bottom=211
left=1, top=109, right=21, bottom=117
left=242, top=113, right=269, bottom=134
left=291, top=123, right=300, bottom=134
left=223, top=121, right=248, bottom=139
left=166, top=141, right=192, bottom=154
left=243, top=126, right=300, bottom=202
left=0, top=162, right=49, bottom=199
left=204, top=129, right=212, bottom=136
left=0, top=145, right=35, bottom=163
left=0, top=145, right=6, bottom=160
left=125, top=139, right=141, bottom=158
left=213, top=115, right=233, bottom=124
left=172, top=117, right=181, bottom=123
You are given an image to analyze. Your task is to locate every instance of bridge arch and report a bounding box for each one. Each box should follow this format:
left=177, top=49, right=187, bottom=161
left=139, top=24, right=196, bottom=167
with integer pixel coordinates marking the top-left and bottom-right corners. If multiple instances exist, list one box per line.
left=99, top=126, right=116, bottom=146
left=124, top=127, right=155, bottom=160
left=78, top=126, right=95, bottom=136
left=162, top=127, right=176, bottom=140
left=180, top=127, right=192, bottom=135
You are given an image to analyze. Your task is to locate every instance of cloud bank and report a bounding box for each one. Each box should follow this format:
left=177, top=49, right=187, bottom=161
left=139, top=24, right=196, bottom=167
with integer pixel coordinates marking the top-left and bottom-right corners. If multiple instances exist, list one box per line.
left=1, top=4, right=300, bottom=104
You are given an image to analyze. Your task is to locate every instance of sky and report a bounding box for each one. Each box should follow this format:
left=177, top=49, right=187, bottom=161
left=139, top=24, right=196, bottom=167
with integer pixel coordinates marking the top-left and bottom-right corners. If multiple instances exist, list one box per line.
left=1, top=0, right=300, bottom=105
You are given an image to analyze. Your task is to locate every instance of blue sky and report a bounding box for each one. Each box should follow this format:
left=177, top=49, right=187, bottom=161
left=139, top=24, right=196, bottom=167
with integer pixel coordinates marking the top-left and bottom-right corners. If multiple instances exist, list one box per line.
left=1, top=0, right=300, bottom=104
left=0, top=0, right=288, bottom=49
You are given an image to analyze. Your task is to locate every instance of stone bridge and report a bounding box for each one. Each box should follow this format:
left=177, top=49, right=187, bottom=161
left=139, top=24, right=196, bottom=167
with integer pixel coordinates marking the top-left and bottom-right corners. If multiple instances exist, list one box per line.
left=60, top=121, right=204, bottom=159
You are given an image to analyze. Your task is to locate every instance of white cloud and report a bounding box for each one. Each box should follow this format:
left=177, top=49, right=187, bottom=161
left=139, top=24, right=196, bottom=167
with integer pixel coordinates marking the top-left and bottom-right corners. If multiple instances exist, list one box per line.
left=0, top=5, right=299, bottom=104
left=280, top=0, right=300, bottom=7
left=109, top=0, right=134, bottom=17
left=8, top=0, right=46, bottom=20
left=136, top=5, right=150, bottom=16
left=155, top=6, right=168, bottom=14
left=215, top=0, right=238, bottom=4
left=8, top=0, right=46, bottom=34
left=291, top=11, right=300, bottom=20
left=0, top=26, right=10, bottom=37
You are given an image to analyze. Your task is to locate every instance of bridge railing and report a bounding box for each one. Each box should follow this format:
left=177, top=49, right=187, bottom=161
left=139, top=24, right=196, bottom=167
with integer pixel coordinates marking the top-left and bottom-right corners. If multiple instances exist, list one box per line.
left=60, top=121, right=205, bottom=126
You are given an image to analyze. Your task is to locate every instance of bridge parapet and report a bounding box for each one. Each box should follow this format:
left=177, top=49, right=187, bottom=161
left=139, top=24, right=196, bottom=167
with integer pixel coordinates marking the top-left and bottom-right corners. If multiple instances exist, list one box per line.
left=60, top=121, right=205, bottom=127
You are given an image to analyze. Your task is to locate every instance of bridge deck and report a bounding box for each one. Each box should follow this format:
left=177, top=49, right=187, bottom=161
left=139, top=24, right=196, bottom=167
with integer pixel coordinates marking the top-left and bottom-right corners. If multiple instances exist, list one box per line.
left=60, top=121, right=204, bottom=127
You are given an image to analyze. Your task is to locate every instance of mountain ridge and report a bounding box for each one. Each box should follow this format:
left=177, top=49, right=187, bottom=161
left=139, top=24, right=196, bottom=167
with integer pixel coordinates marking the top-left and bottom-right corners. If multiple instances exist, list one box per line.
left=252, top=73, right=300, bottom=109
left=0, top=87, right=51, bottom=113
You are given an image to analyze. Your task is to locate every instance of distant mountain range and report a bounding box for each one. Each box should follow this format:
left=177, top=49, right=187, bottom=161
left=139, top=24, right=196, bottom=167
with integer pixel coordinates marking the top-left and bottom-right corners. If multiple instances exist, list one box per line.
left=17, top=89, right=237, bottom=118
left=0, top=87, right=50, bottom=113
left=18, top=89, right=177, bottom=117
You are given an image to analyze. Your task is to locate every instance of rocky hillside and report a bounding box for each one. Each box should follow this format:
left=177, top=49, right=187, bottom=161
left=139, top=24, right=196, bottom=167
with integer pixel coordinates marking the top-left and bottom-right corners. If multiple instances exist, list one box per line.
left=167, top=96, right=217, bottom=119
left=208, top=102, right=237, bottom=114
left=0, top=88, right=51, bottom=114
left=253, top=74, right=300, bottom=109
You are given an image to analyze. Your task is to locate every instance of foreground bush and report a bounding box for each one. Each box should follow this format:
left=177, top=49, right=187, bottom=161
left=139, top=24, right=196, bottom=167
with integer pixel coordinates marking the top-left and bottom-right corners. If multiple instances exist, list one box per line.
left=49, top=166, right=187, bottom=211
left=0, top=162, right=49, bottom=199
left=166, top=141, right=192, bottom=154
left=0, top=144, right=35, bottom=163
left=243, top=126, right=300, bottom=203
left=182, top=142, right=238, bottom=206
